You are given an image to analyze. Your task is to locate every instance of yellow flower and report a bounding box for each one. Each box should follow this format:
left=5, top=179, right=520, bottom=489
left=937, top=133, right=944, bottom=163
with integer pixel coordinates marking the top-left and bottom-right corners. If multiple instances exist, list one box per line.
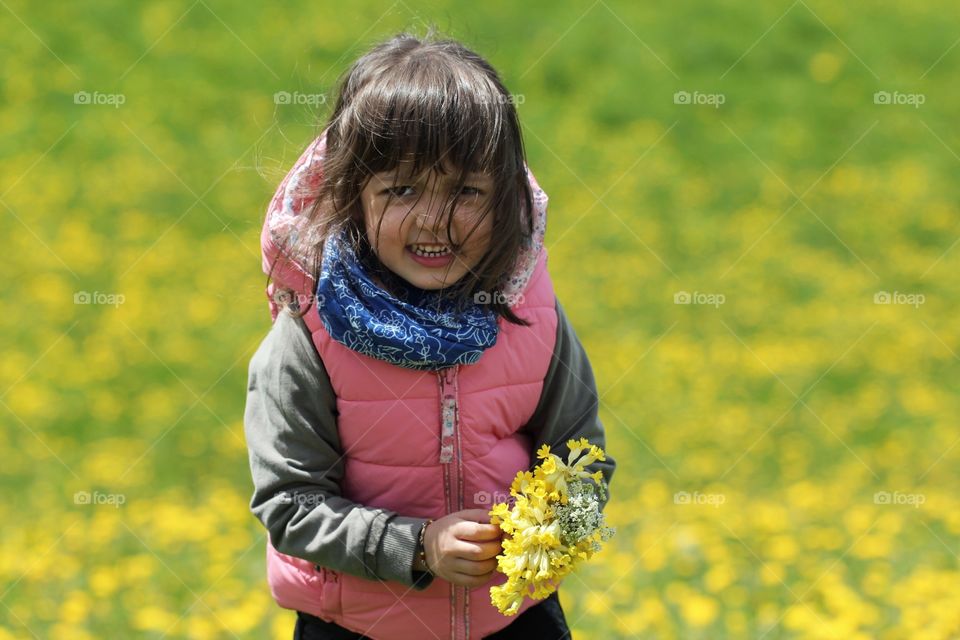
left=488, top=439, right=615, bottom=615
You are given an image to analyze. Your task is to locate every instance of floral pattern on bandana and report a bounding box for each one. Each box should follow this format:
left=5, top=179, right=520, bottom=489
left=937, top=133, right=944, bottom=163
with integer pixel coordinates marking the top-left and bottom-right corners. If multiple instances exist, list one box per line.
left=315, top=227, right=500, bottom=370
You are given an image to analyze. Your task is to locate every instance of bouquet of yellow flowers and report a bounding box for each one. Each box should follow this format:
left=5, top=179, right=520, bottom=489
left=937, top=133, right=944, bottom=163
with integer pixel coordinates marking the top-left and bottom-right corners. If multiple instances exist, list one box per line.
left=488, top=438, right=615, bottom=616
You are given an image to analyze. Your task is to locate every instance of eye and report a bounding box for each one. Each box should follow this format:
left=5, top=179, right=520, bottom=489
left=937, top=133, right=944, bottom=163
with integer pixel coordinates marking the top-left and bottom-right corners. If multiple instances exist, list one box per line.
left=383, top=185, right=416, bottom=197
left=458, top=186, right=483, bottom=198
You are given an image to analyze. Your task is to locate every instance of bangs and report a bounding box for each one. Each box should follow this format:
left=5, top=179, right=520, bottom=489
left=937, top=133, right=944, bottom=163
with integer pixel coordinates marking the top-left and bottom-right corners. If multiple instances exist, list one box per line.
left=339, top=55, right=513, bottom=182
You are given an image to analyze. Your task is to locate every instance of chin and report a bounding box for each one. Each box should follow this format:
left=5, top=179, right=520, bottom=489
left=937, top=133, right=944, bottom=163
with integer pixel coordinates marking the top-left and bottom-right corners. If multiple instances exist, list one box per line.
left=395, top=267, right=463, bottom=290
left=405, top=275, right=453, bottom=290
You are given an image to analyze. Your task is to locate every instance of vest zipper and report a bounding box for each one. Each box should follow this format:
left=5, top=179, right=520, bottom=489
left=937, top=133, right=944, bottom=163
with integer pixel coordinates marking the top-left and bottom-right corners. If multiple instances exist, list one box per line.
left=437, top=364, right=468, bottom=640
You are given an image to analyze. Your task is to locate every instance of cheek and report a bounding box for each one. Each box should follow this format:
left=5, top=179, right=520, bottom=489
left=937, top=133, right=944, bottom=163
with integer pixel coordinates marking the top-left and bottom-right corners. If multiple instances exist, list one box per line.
left=364, top=206, right=408, bottom=253
left=460, top=213, right=494, bottom=251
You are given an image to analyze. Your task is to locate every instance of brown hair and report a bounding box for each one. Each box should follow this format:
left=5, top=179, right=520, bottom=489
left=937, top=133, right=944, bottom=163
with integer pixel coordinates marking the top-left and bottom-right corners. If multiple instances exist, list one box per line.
left=268, top=28, right=534, bottom=326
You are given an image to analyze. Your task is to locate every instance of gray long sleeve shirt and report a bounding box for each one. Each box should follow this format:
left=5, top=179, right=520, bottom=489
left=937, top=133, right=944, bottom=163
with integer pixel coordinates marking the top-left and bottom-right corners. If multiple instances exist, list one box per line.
left=243, top=296, right=616, bottom=592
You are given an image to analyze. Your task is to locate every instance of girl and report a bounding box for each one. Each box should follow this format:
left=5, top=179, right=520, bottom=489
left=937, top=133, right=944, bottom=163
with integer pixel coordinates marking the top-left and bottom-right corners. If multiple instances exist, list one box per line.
left=244, top=31, right=616, bottom=640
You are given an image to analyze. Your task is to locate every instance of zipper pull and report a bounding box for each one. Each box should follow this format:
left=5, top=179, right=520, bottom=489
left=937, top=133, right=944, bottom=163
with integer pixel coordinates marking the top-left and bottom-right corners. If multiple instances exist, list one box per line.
left=443, top=364, right=458, bottom=384
left=438, top=368, right=455, bottom=464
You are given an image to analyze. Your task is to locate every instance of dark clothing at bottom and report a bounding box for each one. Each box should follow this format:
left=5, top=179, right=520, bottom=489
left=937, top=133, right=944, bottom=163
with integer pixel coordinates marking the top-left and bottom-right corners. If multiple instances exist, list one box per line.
left=294, top=590, right=573, bottom=640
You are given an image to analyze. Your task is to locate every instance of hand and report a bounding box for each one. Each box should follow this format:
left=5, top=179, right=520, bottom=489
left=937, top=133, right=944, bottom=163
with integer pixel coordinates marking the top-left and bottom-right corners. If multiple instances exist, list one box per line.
left=421, top=509, right=504, bottom=588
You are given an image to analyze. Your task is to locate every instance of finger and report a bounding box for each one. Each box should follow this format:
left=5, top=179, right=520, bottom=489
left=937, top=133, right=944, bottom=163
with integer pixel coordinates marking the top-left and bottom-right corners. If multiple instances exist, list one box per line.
left=451, top=559, right=498, bottom=577
left=453, top=539, right=503, bottom=561
left=457, top=521, right=502, bottom=541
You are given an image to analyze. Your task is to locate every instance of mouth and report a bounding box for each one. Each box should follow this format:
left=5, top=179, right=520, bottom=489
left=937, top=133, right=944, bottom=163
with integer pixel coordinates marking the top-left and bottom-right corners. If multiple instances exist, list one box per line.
left=406, top=243, right=455, bottom=268
left=407, top=243, right=454, bottom=257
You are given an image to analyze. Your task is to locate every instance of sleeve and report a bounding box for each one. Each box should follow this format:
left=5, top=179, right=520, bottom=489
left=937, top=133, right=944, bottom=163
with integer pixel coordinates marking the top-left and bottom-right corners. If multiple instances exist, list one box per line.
left=521, top=296, right=616, bottom=511
left=243, top=309, right=434, bottom=590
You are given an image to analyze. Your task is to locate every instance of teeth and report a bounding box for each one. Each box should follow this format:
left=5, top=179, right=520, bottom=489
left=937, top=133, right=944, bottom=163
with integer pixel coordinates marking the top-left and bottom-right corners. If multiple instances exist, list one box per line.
left=410, top=244, right=451, bottom=257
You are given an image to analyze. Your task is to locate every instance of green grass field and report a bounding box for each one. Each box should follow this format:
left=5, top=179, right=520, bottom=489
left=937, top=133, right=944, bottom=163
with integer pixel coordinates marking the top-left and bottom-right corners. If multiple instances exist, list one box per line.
left=3, top=1, right=960, bottom=638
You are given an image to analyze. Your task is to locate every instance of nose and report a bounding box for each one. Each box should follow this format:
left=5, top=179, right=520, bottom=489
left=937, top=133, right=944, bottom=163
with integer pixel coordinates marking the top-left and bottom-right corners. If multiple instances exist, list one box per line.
left=411, top=192, right=451, bottom=236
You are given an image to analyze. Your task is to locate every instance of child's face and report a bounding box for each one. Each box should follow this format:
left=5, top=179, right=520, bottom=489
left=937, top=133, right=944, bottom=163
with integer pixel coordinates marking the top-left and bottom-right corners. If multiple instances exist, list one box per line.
left=360, top=164, right=494, bottom=290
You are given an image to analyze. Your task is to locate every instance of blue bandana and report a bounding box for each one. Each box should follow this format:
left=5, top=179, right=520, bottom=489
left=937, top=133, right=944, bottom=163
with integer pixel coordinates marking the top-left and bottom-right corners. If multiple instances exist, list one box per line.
left=315, top=228, right=499, bottom=370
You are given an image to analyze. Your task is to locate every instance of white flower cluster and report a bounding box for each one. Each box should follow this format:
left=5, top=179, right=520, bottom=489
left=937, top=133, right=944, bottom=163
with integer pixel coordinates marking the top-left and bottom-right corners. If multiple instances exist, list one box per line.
left=554, top=479, right=614, bottom=550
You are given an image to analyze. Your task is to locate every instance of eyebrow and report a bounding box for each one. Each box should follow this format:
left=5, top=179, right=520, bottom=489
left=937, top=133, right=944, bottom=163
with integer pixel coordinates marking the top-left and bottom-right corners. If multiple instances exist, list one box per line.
left=373, top=171, right=491, bottom=184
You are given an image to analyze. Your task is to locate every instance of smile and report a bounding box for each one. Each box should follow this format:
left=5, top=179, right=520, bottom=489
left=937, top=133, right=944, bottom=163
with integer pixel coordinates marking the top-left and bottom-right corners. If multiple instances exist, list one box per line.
left=407, top=243, right=452, bottom=257
left=406, top=244, right=455, bottom=268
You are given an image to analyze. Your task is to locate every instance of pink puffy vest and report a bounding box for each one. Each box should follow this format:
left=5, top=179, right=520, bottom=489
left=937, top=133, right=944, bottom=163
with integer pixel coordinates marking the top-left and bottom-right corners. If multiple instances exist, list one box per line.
left=258, top=137, right=560, bottom=639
